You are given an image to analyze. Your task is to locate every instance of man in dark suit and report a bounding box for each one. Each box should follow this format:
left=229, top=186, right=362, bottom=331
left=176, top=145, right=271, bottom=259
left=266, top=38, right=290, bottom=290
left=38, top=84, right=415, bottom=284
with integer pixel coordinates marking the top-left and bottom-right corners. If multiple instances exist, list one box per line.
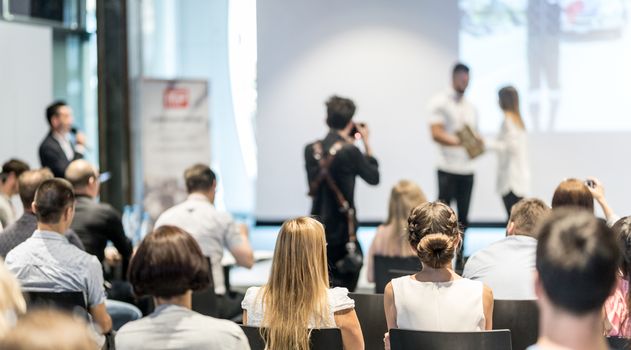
left=305, top=95, right=379, bottom=291
left=0, top=168, right=84, bottom=258
left=65, top=159, right=132, bottom=276
left=38, top=101, right=86, bottom=178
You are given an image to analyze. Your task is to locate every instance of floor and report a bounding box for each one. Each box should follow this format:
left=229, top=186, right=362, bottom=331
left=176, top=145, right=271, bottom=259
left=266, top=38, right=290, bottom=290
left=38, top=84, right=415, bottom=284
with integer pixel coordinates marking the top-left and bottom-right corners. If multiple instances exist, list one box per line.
left=229, top=226, right=507, bottom=292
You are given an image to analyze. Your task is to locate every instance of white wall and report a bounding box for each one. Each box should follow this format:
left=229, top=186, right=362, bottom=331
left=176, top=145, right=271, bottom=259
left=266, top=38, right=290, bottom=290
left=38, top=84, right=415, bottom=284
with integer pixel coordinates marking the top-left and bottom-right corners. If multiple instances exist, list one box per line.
left=256, top=0, right=459, bottom=221
left=0, top=21, right=52, bottom=167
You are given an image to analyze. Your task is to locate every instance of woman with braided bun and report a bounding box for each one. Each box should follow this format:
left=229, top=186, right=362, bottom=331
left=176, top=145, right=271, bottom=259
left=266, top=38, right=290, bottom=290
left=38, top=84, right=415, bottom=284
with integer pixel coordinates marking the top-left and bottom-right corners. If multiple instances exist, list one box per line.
left=383, top=201, right=493, bottom=348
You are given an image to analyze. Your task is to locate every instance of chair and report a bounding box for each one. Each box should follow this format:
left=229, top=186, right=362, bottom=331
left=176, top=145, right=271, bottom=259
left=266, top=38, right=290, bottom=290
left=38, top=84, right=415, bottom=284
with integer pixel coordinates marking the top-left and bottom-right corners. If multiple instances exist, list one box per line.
left=349, top=293, right=387, bottom=350
left=24, top=291, right=88, bottom=319
left=492, top=299, right=539, bottom=350
left=240, top=325, right=344, bottom=350
left=389, top=328, right=512, bottom=350
left=608, top=336, right=630, bottom=350
left=191, top=257, right=219, bottom=317
left=374, top=255, right=421, bottom=293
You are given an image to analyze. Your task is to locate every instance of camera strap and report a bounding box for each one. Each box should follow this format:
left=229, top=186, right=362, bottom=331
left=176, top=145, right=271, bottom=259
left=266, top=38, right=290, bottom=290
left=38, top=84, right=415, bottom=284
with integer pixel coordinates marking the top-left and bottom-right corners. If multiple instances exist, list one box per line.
left=308, top=140, right=357, bottom=243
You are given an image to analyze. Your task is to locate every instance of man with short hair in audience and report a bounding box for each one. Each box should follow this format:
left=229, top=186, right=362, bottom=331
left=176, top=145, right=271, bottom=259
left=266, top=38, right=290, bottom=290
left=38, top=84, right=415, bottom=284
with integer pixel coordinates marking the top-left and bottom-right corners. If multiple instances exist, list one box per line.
left=528, top=209, right=620, bottom=350
left=65, top=160, right=132, bottom=275
left=0, top=168, right=84, bottom=258
left=0, top=159, right=30, bottom=228
left=463, top=198, right=549, bottom=299
left=155, top=163, right=254, bottom=319
left=39, top=101, right=86, bottom=178
left=4, top=178, right=113, bottom=335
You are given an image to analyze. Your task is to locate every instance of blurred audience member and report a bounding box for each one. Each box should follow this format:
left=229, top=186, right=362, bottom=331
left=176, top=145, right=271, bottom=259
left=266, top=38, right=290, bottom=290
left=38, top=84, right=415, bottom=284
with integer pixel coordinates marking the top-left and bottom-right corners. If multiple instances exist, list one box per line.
left=242, top=217, right=363, bottom=350
left=367, top=180, right=426, bottom=282
left=0, top=258, right=26, bottom=338
left=384, top=202, right=493, bottom=348
left=552, top=177, right=619, bottom=226
left=5, top=178, right=113, bottom=334
left=65, top=160, right=132, bottom=275
left=39, top=101, right=86, bottom=178
left=0, top=309, right=99, bottom=350
left=117, top=225, right=249, bottom=350
left=0, top=169, right=84, bottom=258
left=529, top=209, right=619, bottom=350
left=604, top=216, right=631, bottom=337
left=155, top=164, right=253, bottom=319
left=463, top=198, right=549, bottom=299
left=0, top=159, right=30, bottom=227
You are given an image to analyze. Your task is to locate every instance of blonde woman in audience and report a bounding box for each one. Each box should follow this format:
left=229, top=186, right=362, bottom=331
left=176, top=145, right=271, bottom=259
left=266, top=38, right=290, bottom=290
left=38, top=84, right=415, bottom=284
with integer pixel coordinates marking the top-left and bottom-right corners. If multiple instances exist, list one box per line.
left=384, top=202, right=493, bottom=348
left=0, top=309, right=99, bottom=350
left=242, top=217, right=364, bottom=350
left=604, top=216, right=631, bottom=337
left=0, top=258, right=26, bottom=338
left=367, top=180, right=427, bottom=282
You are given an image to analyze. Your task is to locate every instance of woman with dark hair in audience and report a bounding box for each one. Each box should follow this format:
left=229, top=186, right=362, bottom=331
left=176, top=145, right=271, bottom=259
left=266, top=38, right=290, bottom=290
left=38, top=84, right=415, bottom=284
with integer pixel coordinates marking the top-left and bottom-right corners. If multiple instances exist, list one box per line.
left=116, top=226, right=249, bottom=350
left=241, top=217, right=363, bottom=350
left=552, top=178, right=619, bottom=226
left=366, top=180, right=427, bottom=282
left=604, top=216, right=631, bottom=337
left=384, top=202, right=493, bottom=348
left=486, top=86, right=530, bottom=216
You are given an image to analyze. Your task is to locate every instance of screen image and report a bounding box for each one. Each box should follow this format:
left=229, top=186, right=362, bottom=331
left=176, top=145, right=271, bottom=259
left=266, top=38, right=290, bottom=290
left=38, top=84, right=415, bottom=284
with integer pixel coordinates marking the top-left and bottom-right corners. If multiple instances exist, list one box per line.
left=460, top=0, right=631, bottom=133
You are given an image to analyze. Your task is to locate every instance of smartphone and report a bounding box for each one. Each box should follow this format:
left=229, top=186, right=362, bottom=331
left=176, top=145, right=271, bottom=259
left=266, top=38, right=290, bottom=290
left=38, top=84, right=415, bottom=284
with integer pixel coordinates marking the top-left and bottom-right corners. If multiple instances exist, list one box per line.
left=585, top=179, right=596, bottom=189
left=348, top=122, right=365, bottom=139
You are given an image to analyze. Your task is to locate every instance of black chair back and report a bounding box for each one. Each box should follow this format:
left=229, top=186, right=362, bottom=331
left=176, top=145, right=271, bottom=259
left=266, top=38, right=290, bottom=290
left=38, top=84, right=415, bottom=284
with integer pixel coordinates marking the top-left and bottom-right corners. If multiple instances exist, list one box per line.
left=191, top=257, right=219, bottom=317
left=389, top=328, right=512, bottom=350
left=349, top=293, right=387, bottom=350
left=608, top=336, right=630, bottom=350
left=374, top=255, right=421, bottom=293
left=492, top=299, right=539, bottom=350
left=24, top=291, right=88, bottom=319
left=240, top=325, right=343, bottom=350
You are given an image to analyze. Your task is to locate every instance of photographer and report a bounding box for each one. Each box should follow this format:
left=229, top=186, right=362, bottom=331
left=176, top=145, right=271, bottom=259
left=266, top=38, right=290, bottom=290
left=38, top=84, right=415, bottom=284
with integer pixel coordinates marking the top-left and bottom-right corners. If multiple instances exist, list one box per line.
left=304, top=95, right=379, bottom=291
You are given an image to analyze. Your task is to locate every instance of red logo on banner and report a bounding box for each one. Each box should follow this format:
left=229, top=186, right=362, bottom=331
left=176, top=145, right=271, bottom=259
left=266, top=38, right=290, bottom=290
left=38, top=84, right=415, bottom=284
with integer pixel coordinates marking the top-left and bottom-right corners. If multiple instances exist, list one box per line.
left=163, top=88, right=189, bottom=109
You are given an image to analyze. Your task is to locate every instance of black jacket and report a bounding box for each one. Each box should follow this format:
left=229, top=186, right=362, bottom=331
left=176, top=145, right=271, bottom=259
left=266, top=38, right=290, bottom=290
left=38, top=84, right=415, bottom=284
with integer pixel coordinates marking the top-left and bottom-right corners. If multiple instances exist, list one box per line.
left=70, top=195, right=133, bottom=276
left=305, top=131, right=379, bottom=249
left=38, top=132, right=83, bottom=178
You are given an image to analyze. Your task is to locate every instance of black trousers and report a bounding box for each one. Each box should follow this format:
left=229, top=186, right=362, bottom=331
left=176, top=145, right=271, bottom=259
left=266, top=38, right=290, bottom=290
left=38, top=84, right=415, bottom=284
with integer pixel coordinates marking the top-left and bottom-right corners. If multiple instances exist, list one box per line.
left=437, top=170, right=474, bottom=269
left=502, top=191, right=523, bottom=218
left=437, top=170, right=474, bottom=228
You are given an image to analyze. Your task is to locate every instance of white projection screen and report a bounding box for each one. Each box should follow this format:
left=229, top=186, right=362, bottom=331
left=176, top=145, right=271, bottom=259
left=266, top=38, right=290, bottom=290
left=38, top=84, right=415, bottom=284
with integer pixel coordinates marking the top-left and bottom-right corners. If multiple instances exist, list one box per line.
left=256, top=0, right=631, bottom=223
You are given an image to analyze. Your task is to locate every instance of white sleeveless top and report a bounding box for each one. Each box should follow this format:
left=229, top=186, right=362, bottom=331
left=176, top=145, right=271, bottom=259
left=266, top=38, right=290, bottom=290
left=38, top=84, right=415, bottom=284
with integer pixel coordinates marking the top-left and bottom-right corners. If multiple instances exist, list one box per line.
left=241, top=286, right=354, bottom=328
left=392, top=275, right=486, bottom=331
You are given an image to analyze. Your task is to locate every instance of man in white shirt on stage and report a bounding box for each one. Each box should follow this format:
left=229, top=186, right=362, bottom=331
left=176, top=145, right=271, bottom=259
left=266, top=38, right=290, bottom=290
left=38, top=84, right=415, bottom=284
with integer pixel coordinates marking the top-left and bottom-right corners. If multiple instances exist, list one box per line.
left=428, top=63, right=480, bottom=267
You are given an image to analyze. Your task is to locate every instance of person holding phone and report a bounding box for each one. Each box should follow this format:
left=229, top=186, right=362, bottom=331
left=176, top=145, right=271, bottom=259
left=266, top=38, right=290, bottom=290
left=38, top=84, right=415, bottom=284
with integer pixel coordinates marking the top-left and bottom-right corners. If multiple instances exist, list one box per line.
left=304, top=95, right=379, bottom=291
left=485, top=86, right=530, bottom=217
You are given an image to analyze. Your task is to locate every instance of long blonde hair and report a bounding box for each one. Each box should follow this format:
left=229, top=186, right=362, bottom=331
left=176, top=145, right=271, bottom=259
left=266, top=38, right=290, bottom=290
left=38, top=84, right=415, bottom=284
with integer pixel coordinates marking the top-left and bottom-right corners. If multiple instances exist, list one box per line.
left=498, top=86, right=525, bottom=129
left=0, top=259, right=27, bottom=337
left=261, top=217, right=331, bottom=350
left=385, top=180, right=427, bottom=256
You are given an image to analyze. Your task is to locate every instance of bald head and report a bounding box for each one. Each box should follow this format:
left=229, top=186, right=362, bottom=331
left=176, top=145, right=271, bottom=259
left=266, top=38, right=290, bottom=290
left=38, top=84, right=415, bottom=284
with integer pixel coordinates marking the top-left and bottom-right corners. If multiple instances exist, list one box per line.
left=65, top=160, right=99, bottom=197
left=18, top=169, right=54, bottom=211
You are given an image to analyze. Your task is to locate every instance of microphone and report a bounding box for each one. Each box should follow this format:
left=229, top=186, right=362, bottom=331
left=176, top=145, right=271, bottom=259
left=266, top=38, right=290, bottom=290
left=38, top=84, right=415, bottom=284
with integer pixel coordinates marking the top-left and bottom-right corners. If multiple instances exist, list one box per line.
left=70, top=126, right=78, bottom=135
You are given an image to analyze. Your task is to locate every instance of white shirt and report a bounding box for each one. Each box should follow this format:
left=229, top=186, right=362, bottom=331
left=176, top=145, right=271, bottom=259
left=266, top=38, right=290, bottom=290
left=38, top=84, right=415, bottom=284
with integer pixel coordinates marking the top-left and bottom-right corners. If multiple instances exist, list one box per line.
left=463, top=235, right=537, bottom=300
left=391, top=275, right=485, bottom=331
left=242, top=286, right=354, bottom=328
left=52, top=131, right=75, bottom=161
left=427, top=89, right=479, bottom=175
left=0, top=193, right=15, bottom=228
left=486, top=117, right=530, bottom=197
left=154, top=194, right=244, bottom=295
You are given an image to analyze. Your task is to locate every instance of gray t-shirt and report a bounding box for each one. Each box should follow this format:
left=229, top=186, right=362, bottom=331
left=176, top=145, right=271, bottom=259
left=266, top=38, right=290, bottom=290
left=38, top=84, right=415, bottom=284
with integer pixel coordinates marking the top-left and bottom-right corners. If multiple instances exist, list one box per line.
left=116, top=304, right=250, bottom=350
